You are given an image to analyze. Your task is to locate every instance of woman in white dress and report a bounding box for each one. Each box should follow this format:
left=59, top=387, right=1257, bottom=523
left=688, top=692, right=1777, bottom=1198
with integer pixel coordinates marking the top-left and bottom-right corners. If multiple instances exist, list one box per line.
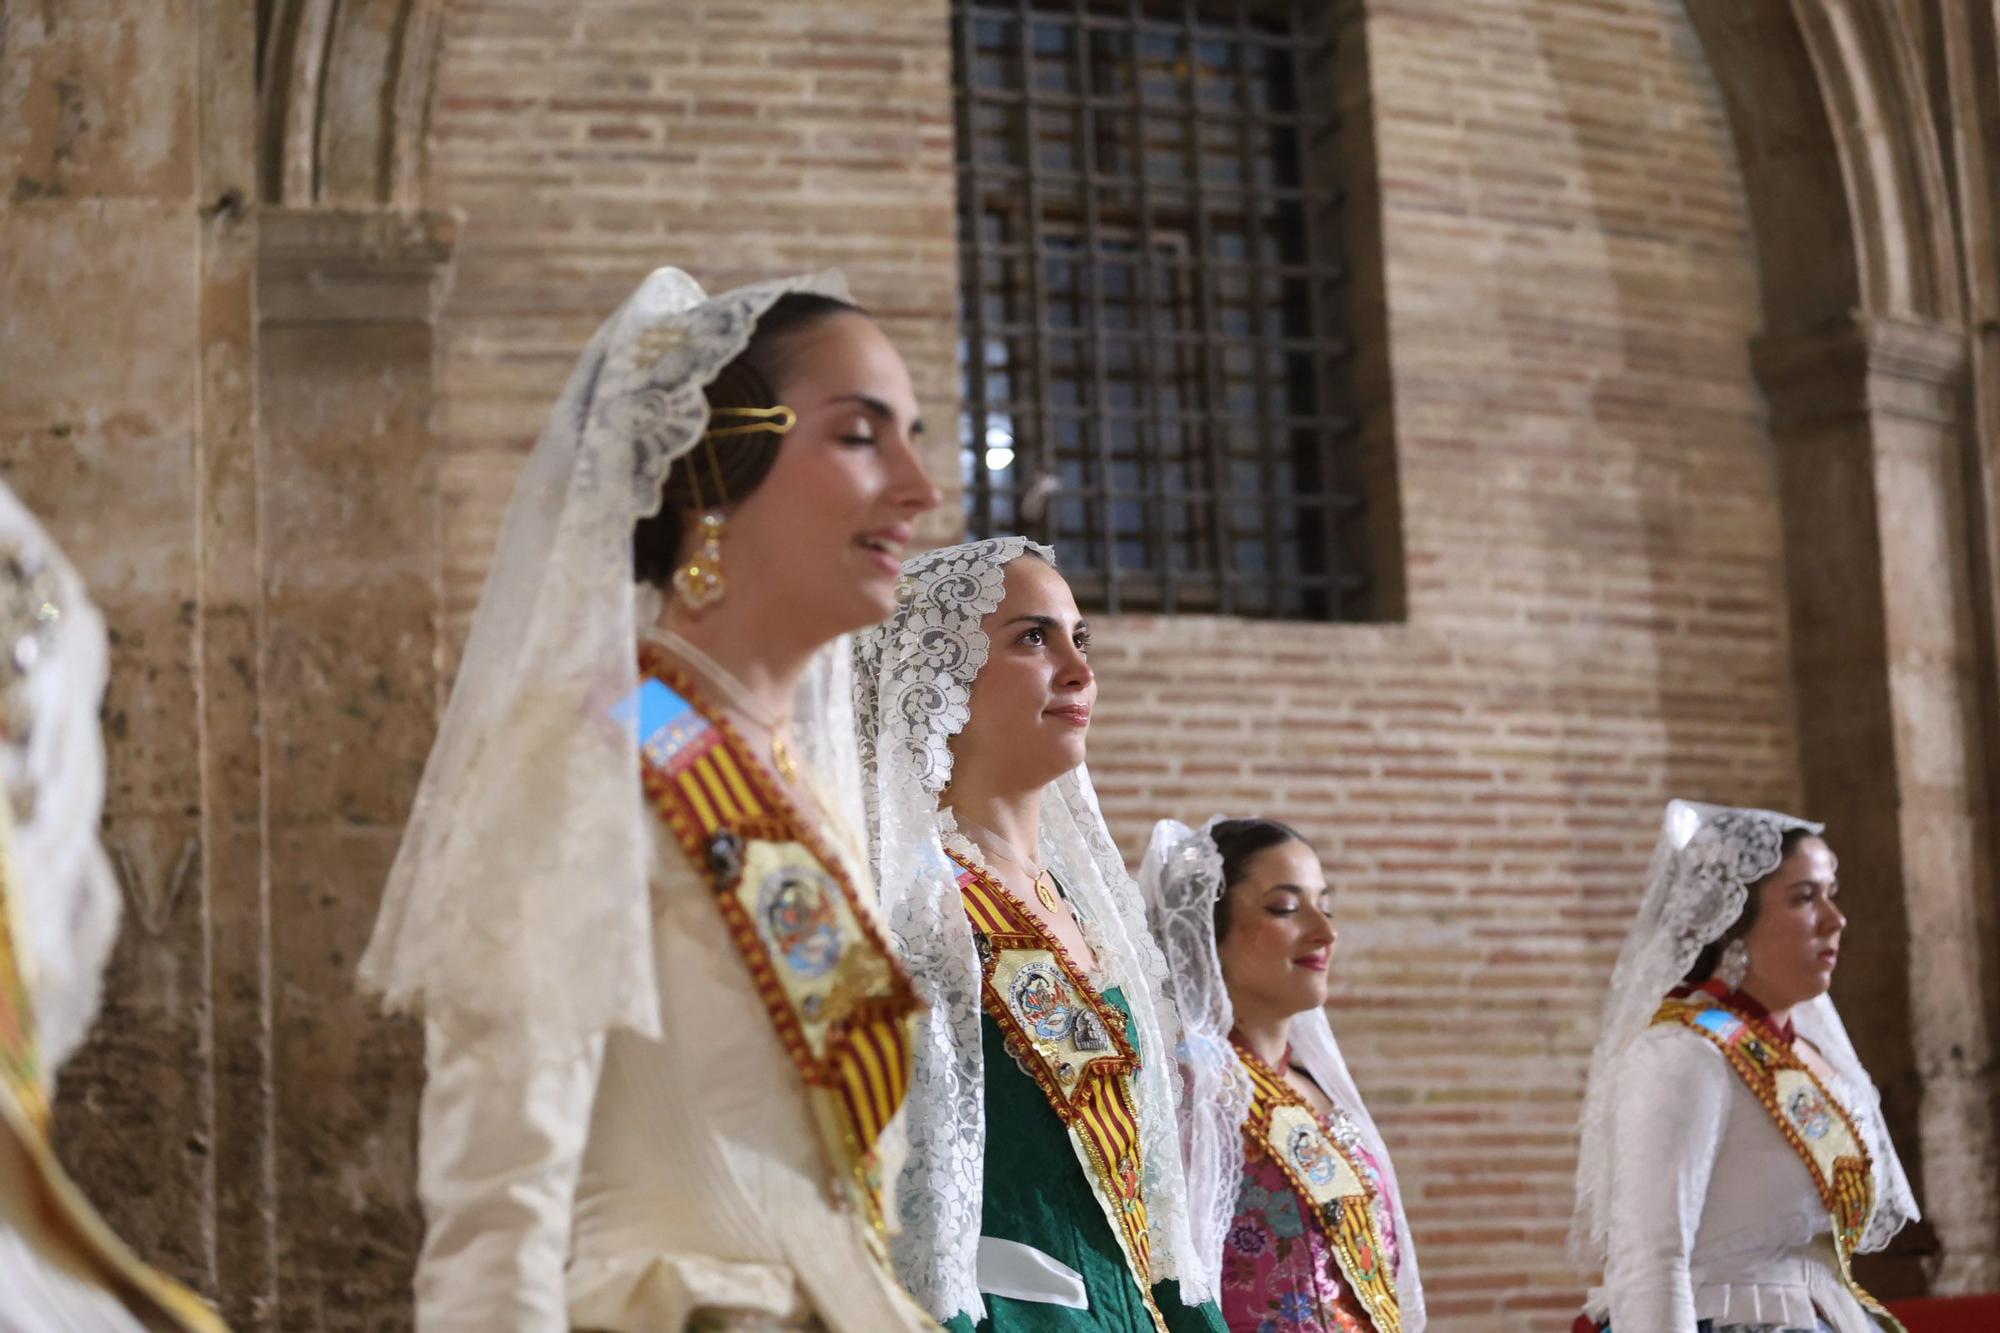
left=360, top=268, right=944, bottom=1331
left=1570, top=800, right=1921, bottom=1333
left=0, top=483, right=227, bottom=1331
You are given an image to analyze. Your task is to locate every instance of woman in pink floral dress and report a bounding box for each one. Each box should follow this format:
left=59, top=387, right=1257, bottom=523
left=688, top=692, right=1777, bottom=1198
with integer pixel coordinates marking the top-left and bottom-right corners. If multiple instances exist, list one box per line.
left=1141, top=818, right=1425, bottom=1333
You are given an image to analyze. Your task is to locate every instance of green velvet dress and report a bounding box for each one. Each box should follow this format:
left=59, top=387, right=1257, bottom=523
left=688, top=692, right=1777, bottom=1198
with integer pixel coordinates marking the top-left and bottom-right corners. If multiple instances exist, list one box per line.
left=940, top=987, right=1227, bottom=1333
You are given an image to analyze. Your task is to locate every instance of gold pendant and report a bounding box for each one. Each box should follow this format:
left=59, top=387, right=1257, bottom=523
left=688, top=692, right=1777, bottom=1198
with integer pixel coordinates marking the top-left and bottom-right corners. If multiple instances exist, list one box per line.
left=1034, top=873, right=1059, bottom=913
left=673, top=511, right=728, bottom=610
left=771, top=729, right=799, bottom=783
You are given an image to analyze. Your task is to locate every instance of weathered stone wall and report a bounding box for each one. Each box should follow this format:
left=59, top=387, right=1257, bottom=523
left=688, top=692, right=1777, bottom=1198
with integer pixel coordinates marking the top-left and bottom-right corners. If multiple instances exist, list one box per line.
left=256, top=207, right=455, bottom=1327
left=3, top=5, right=455, bottom=1327
left=1687, top=0, right=2000, bottom=1291
left=0, top=0, right=252, bottom=1308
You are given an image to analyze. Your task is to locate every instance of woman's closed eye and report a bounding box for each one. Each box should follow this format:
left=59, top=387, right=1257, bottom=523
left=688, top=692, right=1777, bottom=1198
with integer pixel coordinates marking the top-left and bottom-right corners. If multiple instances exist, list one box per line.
left=836, top=414, right=878, bottom=446
left=1265, top=889, right=1331, bottom=917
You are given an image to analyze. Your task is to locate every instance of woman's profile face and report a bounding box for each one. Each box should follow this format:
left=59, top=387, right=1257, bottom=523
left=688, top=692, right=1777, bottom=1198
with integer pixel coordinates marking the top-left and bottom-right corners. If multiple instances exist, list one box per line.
left=949, top=555, right=1095, bottom=794
left=1217, top=838, right=1336, bottom=1022
left=723, top=313, right=940, bottom=637
left=1741, top=834, right=1845, bottom=1009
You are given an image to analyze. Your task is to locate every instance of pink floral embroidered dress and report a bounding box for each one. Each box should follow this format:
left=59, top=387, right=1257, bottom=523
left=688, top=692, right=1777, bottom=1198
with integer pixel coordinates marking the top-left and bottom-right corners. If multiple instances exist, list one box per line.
left=1219, top=1054, right=1404, bottom=1333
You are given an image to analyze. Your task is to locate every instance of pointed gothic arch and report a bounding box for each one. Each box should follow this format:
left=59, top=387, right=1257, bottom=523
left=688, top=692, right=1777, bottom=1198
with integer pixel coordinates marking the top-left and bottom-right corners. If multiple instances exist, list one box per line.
left=1687, top=0, right=2000, bottom=1294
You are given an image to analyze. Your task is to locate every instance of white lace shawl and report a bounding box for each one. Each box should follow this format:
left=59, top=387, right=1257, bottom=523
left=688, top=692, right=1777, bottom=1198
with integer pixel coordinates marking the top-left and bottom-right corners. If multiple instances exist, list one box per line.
left=852, top=537, right=1212, bottom=1324
left=0, top=482, right=120, bottom=1074
left=1138, top=817, right=1427, bottom=1332
left=1569, top=799, right=1921, bottom=1269
left=359, top=267, right=857, bottom=1054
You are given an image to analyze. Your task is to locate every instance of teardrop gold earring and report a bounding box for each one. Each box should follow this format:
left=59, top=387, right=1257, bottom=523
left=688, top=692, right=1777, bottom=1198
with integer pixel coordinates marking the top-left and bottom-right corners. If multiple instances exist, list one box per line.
left=673, top=510, right=728, bottom=610
left=668, top=406, right=797, bottom=613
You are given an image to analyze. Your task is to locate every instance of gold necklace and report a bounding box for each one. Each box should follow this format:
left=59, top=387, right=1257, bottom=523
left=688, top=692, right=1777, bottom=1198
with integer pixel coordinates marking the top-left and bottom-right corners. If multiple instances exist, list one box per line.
left=952, top=813, right=1061, bottom=912
left=648, top=628, right=799, bottom=782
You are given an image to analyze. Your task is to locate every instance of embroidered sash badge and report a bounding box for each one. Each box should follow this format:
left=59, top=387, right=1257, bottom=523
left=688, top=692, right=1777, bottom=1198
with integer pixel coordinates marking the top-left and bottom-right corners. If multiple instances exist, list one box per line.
left=1234, top=1039, right=1402, bottom=1333
left=1653, top=993, right=1906, bottom=1333
left=956, top=857, right=1166, bottom=1333
left=631, top=657, right=921, bottom=1248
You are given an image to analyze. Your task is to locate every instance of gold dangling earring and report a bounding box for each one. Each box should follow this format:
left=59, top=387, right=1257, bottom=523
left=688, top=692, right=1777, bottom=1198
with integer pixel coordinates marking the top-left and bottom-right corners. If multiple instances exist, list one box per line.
left=673, top=510, right=728, bottom=610
left=666, top=406, right=796, bottom=613
left=673, top=428, right=732, bottom=612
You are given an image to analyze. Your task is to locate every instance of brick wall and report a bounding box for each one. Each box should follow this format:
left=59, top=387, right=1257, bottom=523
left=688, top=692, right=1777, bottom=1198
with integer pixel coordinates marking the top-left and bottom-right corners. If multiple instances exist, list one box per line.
left=429, top=0, right=965, bottom=657
left=428, top=1, right=1800, bottom=1328
left=1088, top=4, right=1799, bottom=1324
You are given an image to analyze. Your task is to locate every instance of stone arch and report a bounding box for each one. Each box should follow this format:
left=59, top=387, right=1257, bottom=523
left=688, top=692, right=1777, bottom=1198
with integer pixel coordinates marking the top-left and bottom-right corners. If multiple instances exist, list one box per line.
left=257, top=0, right=449, bottom=208
left=1688, top=0, right=2000, bottom=1295
left=1786, top=0, right=1961, bottom=323
left=1690, top=0, right=1962, bottom=333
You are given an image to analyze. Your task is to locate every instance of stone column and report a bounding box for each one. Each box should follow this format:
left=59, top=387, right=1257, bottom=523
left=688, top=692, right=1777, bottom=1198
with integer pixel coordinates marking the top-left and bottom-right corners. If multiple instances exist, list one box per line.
left=258, top=207, right=455, bottom=1328
left=1754, top=314, right=2000, bottom=1292
left=4, top=0, right=260, bottom=1316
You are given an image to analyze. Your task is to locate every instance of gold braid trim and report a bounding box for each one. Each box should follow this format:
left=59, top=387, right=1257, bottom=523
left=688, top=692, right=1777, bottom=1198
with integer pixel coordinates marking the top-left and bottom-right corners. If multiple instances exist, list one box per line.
left=1232, top=1037, right=1401, bottom=1333
left=954, top=854, right=1168, bottom=1333
left=637, top=652, right=921, bottom=1250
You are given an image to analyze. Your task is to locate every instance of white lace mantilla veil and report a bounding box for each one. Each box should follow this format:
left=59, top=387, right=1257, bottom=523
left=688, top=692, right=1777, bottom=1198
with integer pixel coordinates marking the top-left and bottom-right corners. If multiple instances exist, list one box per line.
left=1138, top=817, right=1427, bottom=1332
left=1569, top=798, right=1921, bottom=1271
left=852, top=536, right=1215, bottom=1323
left=0, top=483, right=120, bottom=1073
left=359, top=266, right=859, bottom=1053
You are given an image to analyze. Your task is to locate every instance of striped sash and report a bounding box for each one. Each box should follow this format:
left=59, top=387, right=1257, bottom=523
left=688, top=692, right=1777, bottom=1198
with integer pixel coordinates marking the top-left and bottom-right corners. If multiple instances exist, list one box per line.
left=1233, top=1038, right=1401, bottom=1333
left=0, top=818, right=45, bottom=1138
left=0, top=795, right=230, bottom=1330
left=633, top=653, right=921, bottom=1248
left=954, top=856, right=1165, bottom=1333
left=1651, top=992, right=1904, bottom=1333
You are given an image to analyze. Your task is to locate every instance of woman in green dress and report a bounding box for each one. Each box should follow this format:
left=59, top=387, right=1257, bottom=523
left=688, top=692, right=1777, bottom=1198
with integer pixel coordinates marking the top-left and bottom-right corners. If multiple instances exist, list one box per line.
left=853, top=537, right=1228, bottom=1333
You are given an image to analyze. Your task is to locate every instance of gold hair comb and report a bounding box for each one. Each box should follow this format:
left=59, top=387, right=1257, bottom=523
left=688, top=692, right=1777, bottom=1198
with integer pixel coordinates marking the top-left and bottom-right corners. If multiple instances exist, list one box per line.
left=706, top=405, right=797, bottom=438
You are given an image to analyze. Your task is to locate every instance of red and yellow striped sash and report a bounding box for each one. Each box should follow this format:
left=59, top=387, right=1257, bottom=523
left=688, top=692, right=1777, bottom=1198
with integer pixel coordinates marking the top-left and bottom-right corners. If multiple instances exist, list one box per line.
left=638, top=653, right=920, bottom=1244
left=955, top=856, right=1165, bottom=1333
left=1652, top=993, right=1903, bottom=1332
left=1234, top=1039, right=1401, bottom=1333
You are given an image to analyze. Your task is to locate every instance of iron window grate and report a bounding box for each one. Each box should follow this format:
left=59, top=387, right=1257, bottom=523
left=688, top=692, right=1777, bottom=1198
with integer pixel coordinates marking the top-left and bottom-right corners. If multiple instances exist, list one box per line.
left=953, top=0, right=1369, bottom=618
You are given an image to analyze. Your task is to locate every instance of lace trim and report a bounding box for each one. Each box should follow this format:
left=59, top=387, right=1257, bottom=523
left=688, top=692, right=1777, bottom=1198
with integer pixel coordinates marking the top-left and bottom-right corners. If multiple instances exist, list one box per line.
left=939, top=820, right=1119, bottom=993
left=363, top=268, right=857, bottom=1057
left=856, top=538, right=1208, bottom=1318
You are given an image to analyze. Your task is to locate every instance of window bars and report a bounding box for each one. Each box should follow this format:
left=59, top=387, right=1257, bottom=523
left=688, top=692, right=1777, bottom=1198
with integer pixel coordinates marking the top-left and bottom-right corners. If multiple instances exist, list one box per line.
left=953, top=0, right=1368, bottom=618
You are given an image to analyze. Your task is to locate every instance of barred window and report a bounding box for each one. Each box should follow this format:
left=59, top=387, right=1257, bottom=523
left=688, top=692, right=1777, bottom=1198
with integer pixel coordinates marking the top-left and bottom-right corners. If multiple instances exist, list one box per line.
left=953, top=0, right=1368, bottom=618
